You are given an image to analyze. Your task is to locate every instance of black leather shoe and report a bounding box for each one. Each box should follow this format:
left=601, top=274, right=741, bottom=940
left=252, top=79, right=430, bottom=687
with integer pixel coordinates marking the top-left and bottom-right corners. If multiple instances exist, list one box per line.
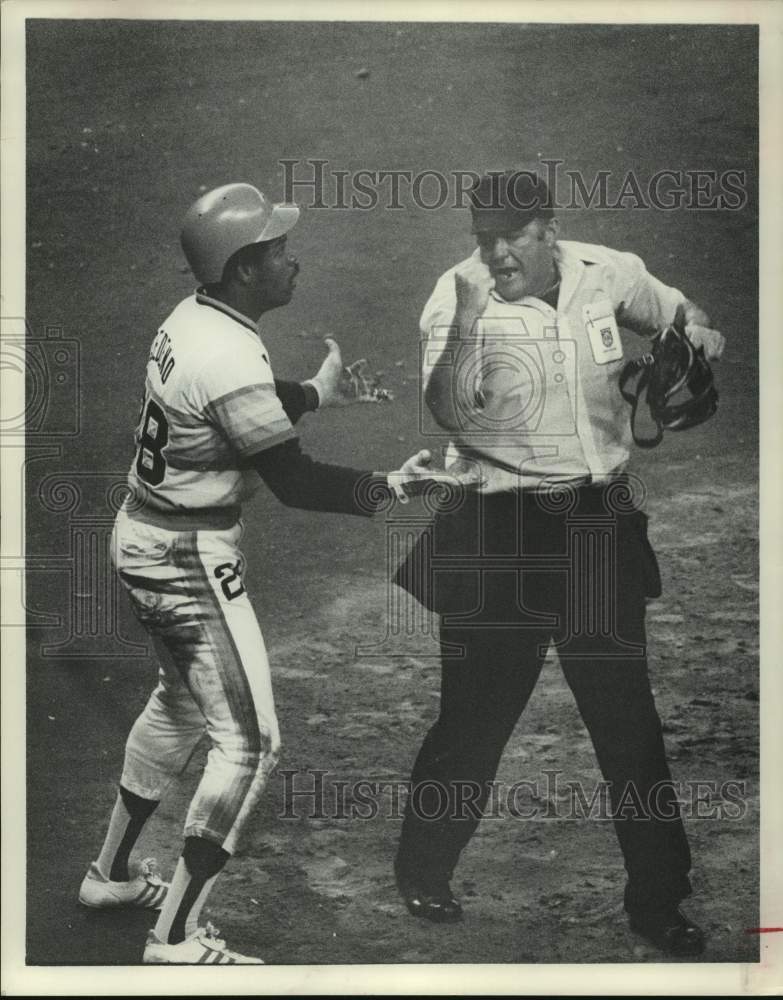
left=395, top=868, right=463, bottom=923
left=629, top=907, right=705, bottom=956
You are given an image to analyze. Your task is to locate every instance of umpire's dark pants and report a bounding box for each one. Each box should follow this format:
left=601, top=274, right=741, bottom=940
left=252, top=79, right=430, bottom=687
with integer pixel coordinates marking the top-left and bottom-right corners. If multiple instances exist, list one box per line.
left=394, top=478, right=692, bottom=914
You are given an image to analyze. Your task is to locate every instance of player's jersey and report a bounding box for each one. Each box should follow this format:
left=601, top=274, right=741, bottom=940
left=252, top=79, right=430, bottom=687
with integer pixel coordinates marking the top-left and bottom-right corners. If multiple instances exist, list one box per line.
left=125, top=291, right=296, bottom=530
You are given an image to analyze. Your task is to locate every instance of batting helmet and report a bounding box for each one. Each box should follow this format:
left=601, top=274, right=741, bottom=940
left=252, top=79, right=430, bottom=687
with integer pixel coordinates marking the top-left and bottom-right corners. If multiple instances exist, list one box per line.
left=180, top=183, right=299, bottom=285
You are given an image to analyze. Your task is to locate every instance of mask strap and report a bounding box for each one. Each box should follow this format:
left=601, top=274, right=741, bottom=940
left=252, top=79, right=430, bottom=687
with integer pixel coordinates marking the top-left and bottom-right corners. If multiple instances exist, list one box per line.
left=619, top=354, right=664, bottom=448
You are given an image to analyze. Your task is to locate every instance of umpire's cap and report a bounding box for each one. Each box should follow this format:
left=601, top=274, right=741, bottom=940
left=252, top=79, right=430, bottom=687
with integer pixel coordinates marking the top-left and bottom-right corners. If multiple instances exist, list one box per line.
left=468, top=170, right=554, bottom=234
left=180, top=183, right=299, bottom=285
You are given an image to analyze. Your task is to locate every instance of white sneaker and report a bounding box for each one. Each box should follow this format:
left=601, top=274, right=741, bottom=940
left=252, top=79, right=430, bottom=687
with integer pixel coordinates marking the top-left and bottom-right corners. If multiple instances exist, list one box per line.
left=143, top=923, right=264, bottom=964
left=78, top=858, right=169, bottom=910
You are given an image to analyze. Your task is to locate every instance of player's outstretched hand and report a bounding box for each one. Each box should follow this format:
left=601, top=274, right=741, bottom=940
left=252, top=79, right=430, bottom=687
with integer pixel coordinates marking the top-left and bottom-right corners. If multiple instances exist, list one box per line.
left=305, top=338, right=346, bottom=406
left=387, top=449, right=484, bottom=503
left=307, top=339, right=393, bottom=406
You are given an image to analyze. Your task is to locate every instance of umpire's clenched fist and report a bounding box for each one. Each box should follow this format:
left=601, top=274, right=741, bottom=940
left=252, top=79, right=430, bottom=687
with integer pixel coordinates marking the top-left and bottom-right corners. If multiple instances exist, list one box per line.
left=454, top=257, right=494, bottom=329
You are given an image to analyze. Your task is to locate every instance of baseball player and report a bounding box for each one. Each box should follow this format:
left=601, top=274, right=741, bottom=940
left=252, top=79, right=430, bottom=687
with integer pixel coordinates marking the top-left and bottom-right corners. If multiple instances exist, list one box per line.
left=77, top=183, right=473, bottom=964
left=393, top=170, right=725, bottom=956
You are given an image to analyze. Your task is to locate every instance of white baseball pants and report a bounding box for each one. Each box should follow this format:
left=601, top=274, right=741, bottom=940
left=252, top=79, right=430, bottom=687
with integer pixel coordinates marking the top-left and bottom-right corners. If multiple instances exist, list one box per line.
left=111, top=509, right=279, bottom=854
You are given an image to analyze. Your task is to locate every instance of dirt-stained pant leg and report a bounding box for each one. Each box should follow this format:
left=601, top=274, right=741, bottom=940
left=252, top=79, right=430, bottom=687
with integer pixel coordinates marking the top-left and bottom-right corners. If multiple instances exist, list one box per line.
left=113, top=511, right=280, bottom=856
left=123, top=635, right=207, bottom=799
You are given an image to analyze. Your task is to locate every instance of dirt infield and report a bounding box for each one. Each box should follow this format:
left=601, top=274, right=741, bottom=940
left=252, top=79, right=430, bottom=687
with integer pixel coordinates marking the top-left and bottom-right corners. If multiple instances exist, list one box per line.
left=24, top=21, right=758, bottom=965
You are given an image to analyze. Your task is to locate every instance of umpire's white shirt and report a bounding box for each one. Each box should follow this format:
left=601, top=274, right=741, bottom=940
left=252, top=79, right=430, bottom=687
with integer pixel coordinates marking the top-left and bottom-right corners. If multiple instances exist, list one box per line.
left=420, top=240, right=686, bottom=493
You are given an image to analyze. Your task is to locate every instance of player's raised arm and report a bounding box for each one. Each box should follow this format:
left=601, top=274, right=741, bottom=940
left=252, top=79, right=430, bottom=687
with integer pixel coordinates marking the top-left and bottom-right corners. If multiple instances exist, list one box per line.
left=274, top=338, right=392, bottom=426
left=302, top=338, right=392, bottom=406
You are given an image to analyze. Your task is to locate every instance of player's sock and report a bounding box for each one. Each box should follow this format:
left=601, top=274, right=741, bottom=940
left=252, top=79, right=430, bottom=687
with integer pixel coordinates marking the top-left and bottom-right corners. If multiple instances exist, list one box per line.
left=153, top=836, right=230, bottom=944
left=95, top=785, right=159, bottom=882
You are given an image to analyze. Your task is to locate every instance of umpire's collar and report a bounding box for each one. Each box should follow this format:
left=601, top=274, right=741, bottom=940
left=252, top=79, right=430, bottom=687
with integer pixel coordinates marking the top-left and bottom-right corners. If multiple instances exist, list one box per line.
left=195, top=288, right=258, bottom=334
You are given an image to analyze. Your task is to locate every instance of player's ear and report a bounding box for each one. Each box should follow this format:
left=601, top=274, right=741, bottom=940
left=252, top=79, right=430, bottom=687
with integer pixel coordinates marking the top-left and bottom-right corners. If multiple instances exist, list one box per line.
left=221, top=247, right=250, bottom=287
left=229, top=244, right=265, bottom=286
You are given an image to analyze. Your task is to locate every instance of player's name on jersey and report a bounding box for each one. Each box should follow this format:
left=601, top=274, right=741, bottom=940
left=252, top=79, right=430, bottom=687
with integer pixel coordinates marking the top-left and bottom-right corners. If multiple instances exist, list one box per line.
left=149, top=328, right=176, bottom=384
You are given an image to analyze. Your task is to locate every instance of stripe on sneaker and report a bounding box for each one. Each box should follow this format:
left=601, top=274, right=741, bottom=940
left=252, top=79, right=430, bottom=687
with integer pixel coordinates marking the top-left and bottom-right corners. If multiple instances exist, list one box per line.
left=140, top=883, right=165, bottom=907
left=135, top=885, right=155, bottom=906
left=148, top=885, right=167, bottom=907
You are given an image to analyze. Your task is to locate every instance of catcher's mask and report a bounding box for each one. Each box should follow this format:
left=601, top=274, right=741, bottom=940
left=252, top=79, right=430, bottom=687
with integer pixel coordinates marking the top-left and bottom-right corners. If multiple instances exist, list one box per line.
left=619, top=314, right=718, bottom=448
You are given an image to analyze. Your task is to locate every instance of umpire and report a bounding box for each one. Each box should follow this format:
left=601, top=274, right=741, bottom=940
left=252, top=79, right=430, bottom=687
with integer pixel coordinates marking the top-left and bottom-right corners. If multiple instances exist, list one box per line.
left=392, top=170, right=725, bottom=956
